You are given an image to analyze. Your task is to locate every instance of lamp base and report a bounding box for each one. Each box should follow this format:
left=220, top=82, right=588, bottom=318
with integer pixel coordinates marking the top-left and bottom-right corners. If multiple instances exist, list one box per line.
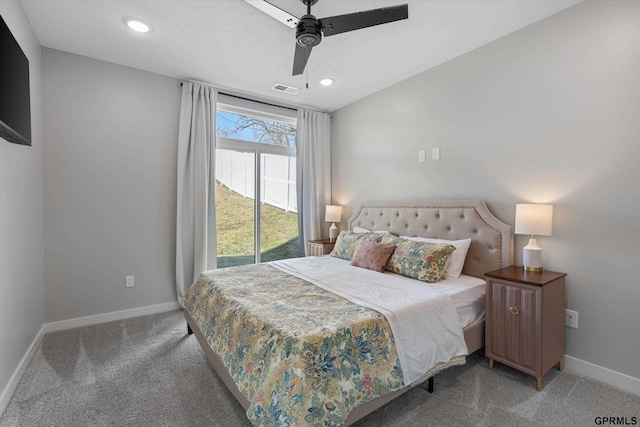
left=522, top=238, right=543, bottom=272
left=329, top=223, right=338, bottom=242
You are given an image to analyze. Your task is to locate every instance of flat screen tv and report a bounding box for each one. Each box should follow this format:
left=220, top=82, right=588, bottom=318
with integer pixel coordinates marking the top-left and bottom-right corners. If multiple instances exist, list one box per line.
left=0, top=14, right=31, bottom=146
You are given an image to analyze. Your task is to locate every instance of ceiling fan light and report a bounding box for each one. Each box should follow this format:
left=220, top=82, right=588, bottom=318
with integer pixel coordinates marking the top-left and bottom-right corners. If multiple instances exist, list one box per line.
left=297, top=34, right=320, bottom=47
left=296, top=15, right=322, bottom=47
left=319, top=78, right=334, bottom=86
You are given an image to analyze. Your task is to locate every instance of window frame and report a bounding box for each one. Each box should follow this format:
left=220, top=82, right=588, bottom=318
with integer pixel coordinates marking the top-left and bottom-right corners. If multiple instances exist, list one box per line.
left=215, top=95, right=297, bottom=264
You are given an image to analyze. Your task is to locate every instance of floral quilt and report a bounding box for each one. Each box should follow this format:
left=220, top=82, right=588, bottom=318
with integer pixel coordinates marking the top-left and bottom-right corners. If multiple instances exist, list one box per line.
left=179, top=263, right=405, bottom=427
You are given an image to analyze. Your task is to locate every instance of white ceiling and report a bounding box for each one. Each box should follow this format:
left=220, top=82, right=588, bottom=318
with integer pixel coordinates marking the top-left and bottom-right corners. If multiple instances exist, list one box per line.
left=19, top=0, right=581, bottom=112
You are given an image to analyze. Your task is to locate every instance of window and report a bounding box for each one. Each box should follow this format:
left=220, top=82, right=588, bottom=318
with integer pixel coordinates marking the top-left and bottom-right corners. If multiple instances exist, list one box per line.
left=215, top=94, right=299, bottom=268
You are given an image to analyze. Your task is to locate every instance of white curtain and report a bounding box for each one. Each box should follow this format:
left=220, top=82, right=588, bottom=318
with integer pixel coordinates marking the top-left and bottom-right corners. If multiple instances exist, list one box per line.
left=296, top=108, right=331, bottom=255
left=176, top=82, right=217, bottom=300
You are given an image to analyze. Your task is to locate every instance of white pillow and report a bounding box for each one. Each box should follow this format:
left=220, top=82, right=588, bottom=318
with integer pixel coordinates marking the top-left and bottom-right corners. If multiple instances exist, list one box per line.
left=353, top=226, right=387, bottom=234
left=399, top=236, right=472, bottom=279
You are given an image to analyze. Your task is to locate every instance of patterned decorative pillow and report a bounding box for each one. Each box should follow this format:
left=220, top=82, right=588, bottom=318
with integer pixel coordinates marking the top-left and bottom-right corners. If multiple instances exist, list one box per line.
left=330, top=231, right=385, bottom=260
left=400, top=236, right=472, bottom=279
left=350, top=241, right=397, bottom=273
left=381, top=235, right=456, bottom=282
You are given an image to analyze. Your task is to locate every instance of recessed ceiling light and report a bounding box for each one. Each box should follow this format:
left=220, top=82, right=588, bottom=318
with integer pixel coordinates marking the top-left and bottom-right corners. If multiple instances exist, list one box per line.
left=319, top=78, right=334, bottom=86
left=125, top=19, right=151, bottom=33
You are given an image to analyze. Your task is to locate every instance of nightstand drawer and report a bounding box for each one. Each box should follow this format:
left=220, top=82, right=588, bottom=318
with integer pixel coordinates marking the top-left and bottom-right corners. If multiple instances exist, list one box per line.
left=307, top=240, right=335, bottom=256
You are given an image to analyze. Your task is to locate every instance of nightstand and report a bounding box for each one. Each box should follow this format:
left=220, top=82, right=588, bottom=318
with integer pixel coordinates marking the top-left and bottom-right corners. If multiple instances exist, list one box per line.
left=485, top=266, right=566, bottom=391
left=307, top=239, right=336, bottom=256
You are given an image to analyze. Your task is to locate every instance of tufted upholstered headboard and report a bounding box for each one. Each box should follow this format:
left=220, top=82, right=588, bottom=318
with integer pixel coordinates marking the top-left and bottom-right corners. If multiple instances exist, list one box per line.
left=348, top=200, right=514, bottom=279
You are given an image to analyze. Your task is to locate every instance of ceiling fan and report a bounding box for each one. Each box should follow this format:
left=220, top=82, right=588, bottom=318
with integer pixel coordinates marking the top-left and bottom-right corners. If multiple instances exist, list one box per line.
left=243, top=0, right=409, bottom=76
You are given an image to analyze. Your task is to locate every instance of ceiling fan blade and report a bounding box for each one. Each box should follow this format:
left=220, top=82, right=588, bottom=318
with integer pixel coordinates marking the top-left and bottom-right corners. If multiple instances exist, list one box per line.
left=242, top=0, right=299, bottom=28
left=319, top=4, right=408, bottom=37
left=292, top=43, right=312, bottom=76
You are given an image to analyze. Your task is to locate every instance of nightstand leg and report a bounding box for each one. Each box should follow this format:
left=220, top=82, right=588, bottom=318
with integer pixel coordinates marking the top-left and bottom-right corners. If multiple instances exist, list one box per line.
left=535, top=377, right=542, bottom=391
left=557, top=360, right=563, bottom=371
left=488, top=358, right=494, bottom=370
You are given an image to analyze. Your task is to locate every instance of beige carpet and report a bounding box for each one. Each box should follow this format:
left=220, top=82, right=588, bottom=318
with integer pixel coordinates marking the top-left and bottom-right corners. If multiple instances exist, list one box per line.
left=1, top=310, right=638, bottom=426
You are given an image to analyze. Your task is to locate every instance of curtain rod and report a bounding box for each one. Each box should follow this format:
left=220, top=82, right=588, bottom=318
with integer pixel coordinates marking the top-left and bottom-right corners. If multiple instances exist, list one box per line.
left=180, top=82, right=297, bottom=112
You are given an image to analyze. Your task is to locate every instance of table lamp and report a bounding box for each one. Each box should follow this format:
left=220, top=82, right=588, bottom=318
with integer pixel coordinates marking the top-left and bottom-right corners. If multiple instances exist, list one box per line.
left=514, top=204, right=553, bottom=272
left=325, top=205, right=342, bottom=242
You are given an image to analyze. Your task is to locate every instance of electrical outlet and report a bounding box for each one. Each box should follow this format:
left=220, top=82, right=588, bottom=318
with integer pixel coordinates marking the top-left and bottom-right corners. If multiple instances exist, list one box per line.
left=125, top=275, right=134, bottom=288
left=418, top=150, right=426, bottom=163
left=565, top=309, right=578, bottom=329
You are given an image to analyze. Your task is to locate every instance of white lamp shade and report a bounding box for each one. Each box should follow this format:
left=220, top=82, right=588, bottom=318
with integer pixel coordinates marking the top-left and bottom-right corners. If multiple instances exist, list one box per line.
left=325, top=205, right=342, bottom=223
left=515, top=204, right=553, bottom=236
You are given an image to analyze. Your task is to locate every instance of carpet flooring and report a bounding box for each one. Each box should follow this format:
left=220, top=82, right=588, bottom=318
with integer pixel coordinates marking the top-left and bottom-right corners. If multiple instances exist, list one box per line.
left=1, top=310, right=638, bottom=426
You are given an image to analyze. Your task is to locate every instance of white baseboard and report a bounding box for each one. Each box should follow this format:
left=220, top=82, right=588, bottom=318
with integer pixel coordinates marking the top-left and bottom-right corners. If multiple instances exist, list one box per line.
left=43, top=301, right=180, bottom=333
left=564, top=355, right=640, bottom=396
left=0, top=301, right=180, bottom=418
left=0, top=324, right=46, bottom=417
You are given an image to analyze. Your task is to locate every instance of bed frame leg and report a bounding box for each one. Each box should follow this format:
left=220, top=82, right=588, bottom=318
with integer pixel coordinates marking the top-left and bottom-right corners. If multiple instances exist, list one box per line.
left=427, top=377, right=434, bottom=393
left=187, top=323, right=193, bottom=335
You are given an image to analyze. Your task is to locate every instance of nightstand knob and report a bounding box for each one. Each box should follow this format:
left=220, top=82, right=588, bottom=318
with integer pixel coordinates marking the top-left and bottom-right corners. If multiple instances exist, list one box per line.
left=509, top=306, right=520, bottom=315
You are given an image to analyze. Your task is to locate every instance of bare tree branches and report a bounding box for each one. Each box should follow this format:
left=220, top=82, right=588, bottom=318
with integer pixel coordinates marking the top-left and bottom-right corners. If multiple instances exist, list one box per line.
left=218, top=113, right=296, bottom=147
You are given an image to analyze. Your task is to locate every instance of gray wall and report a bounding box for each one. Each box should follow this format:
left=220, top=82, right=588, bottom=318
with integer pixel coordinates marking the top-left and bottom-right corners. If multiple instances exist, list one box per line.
left=42, top=49, right=181, bottom=322
left=0, top=0, right=44, bottom=406
left=331, top=1, right=639, bottom=380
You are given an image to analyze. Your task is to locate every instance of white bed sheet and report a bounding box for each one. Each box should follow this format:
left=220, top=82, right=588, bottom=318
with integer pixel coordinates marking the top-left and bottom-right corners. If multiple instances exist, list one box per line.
left=381, top=271, right=486, bottom=328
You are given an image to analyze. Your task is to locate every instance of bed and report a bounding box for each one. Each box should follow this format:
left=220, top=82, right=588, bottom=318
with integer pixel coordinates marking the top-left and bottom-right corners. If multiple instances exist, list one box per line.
left=180, top=200, right=513, bottom=426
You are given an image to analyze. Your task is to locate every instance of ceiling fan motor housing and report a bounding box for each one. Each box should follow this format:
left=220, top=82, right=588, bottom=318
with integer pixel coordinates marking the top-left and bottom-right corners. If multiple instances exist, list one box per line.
left=296, top=15, right=322, bottom=47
